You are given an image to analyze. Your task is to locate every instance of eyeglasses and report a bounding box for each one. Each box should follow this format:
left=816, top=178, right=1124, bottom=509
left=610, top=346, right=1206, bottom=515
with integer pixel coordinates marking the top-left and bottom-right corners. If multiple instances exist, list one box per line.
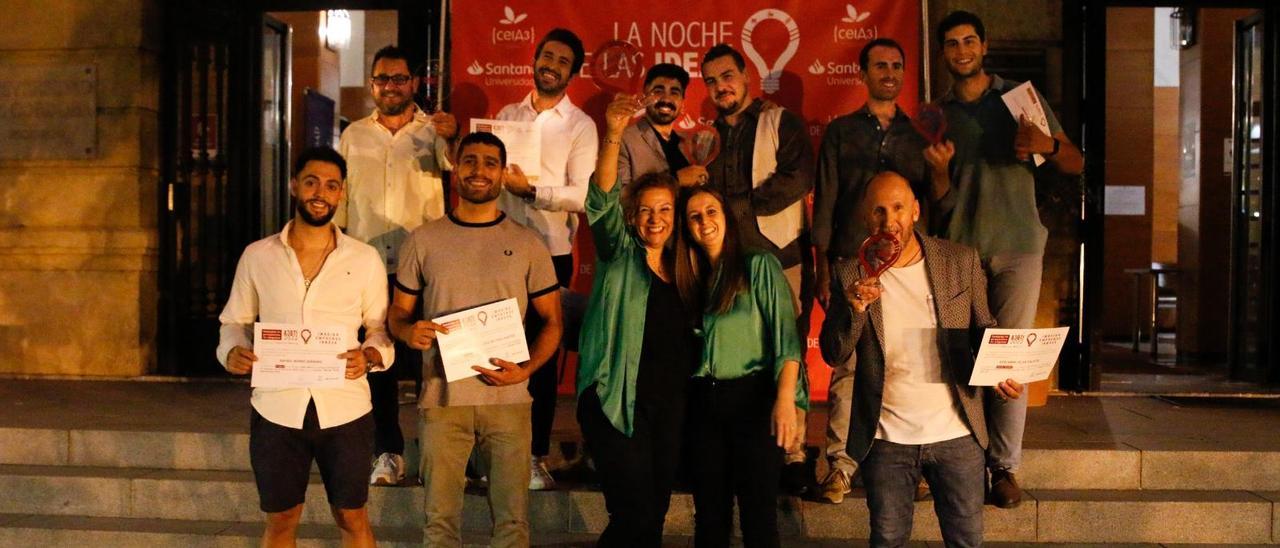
left=371, top=74, right=413, bottom=86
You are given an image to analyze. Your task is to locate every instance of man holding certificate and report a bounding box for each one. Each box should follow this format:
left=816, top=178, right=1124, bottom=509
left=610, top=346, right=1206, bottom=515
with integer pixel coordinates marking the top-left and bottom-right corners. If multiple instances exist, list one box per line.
left=216, top=147, right=394, bottom=548
left=934, top=10, right=1084, bottom=508
left=389, top=132, right=562, bottom=547
left=819, top=172, right=1020, bottom=546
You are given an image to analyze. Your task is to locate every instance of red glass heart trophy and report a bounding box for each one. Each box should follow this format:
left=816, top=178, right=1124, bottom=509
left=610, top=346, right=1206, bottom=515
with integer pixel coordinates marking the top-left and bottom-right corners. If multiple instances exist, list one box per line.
left=589, top=40, right=647, bottom=96
left=858, top=232, right=903, bottom=279
left=910, top=103, right=948, bottom=145
left=676, top=120, right=722, bottom=167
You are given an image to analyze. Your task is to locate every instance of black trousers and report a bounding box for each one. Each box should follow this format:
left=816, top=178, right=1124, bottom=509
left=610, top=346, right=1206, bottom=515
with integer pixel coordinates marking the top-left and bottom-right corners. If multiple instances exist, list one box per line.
left=369, top=274, right=422, bottom=456
left=688, top=373, right=782, bottom=548
left=578, top=386, right=685, bottom=547
left=528, top=253, right=574, bottom=456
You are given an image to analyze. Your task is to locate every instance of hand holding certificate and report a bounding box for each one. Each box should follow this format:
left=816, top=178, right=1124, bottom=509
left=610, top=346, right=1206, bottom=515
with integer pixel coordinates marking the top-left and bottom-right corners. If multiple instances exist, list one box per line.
left=968, top=327, right=1070, bottom=386
left=433, top=298, right=531, bottom=383
left=469, top=118, right=540, bottom=182
left=1001, top=81, right=1052, bottom=166
left=252, top=323, right=352, bottom=388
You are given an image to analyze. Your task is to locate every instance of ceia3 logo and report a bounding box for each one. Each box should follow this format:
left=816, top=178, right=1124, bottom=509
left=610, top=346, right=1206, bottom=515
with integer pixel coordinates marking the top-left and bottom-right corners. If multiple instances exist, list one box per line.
left=833, top=3, right=879, bottom=42
left=492, top=5, right=534, bottom=46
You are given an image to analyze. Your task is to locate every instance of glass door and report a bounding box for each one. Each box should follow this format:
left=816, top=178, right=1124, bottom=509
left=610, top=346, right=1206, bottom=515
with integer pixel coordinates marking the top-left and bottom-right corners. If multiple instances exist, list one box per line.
left=1230, top=12, right=1269, bottom=382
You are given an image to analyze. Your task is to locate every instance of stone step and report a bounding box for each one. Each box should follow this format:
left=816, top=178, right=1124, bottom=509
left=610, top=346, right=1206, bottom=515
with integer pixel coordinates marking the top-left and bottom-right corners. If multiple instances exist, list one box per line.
left=0, top=465, right=1276, bottom=543
left=6, top=425, right=1280, bottom=492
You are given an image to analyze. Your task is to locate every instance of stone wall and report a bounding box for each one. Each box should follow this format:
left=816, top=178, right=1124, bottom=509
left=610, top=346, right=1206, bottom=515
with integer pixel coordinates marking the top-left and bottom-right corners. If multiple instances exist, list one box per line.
left=0, top=0, right=160, bottom=375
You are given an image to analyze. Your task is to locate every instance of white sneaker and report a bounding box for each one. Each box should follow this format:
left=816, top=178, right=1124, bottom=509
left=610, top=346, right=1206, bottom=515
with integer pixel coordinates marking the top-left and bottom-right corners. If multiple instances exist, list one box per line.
left=529, top=456, right=555, bottom=490
left=370, top=452, right=405, bottom=486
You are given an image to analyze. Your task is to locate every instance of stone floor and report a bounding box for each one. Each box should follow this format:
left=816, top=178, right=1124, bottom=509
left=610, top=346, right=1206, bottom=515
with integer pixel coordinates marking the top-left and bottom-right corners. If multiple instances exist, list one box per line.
left=1, top=378, right=1279, bottom=452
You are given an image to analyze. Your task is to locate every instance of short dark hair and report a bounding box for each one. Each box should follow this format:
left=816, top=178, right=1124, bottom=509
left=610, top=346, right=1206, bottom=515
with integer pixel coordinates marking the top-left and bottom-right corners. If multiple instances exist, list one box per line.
left=858, top=38, right=906, bottom=72
left=458, top=132, right=507, bottom=167
left=937, top=10, right=986, bottom=46
left=294, top=146, right=347, bottom=180
left=644, top=63, right=690, bottom=90
left=701, top=44, right=746, bottom=72
left=535, top=28, right=585, bottom=76
left=371, top=45, right=410, bottom=75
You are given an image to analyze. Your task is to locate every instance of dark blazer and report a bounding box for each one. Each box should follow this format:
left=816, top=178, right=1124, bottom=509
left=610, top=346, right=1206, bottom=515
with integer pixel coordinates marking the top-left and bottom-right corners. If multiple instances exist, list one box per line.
left=818, top=232, right=996, bottom=463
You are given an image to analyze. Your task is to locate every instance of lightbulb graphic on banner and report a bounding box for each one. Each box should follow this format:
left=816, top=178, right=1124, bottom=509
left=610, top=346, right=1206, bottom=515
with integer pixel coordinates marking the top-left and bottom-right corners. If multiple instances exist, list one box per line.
left=740, top=8, right=800, bottom=95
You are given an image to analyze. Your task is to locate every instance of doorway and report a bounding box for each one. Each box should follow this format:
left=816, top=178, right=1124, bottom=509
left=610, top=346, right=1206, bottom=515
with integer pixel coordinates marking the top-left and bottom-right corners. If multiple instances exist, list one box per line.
left=1078, top=3, right=1279, bottom=394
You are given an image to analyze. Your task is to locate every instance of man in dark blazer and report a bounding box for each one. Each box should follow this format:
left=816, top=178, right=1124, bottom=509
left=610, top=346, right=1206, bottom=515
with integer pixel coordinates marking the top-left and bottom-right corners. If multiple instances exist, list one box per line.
left=819, top=171, right=1022, bottom=547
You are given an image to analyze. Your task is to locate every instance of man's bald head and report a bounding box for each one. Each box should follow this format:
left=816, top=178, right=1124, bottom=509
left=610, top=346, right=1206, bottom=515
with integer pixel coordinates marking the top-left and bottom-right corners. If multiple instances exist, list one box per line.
left=862, top=171, right=919, bottom=240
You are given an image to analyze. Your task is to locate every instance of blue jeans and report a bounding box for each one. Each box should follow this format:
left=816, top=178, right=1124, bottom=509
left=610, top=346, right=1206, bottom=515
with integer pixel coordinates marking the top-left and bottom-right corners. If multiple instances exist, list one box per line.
left=861, top=436, right=985, bottom=547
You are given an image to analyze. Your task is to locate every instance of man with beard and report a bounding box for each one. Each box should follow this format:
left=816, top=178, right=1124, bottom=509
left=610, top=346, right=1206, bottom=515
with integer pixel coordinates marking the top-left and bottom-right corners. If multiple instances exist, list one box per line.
left=390, top=132, right=563, bottom=547
left=935, top=10, right=1083, bottom=509
left=495, top=28, right=597, bottom=490
left=336, top=44, right=457, bottom=487
left=613, top=63, right=707, bottom=187
left=699, top=43, right=815, bottom=494
left=217, top=147, right=393, bottom=548
left=811, top=38, right=955, bottom=504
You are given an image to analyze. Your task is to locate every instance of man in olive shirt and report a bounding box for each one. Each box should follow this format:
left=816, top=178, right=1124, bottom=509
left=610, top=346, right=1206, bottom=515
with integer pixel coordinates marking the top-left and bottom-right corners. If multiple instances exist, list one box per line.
left=812, top=38, right=953, bottom=504
left=935, top=10, right=1083, bottom=508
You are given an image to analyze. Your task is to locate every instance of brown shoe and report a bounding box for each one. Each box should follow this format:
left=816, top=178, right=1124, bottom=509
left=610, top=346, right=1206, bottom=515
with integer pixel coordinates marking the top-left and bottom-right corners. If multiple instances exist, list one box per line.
left=817, top=468, right=852, bottom=504
left=989, top=469, right=1023, bottom=508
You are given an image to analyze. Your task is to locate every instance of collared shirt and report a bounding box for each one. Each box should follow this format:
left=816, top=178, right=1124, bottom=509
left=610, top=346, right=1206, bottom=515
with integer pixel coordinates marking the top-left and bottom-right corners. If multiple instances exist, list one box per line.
left=813, top=105, right=932, bottom=259
left=694, top=252, right=809, bottom=410
left=937, top=74, right=1063, bottom=258
left=217, top=221, right=395, bottom=430
left=496, top=92, right=599, bottom=256
left=337, top=106, right=454, bottom=272
left=708, top=98, right=814, bottom=268
left=654, top=126, right=690, bottom=175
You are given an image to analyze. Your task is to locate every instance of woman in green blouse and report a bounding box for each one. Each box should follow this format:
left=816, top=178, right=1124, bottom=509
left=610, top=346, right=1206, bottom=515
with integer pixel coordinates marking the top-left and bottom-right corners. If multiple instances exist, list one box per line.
left=676, top=186, right=808, bottom=548
left=574, top=93, right=700, bottom=547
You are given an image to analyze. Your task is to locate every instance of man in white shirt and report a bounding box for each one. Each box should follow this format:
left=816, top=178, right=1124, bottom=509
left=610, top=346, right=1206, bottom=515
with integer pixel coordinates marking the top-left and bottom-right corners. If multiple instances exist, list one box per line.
left=819, top=172, right=1021, bottom=546
left=495, top=27, right=598, bottom=489
left=337, top=44, right=457, bottom=487
left=218, top=146, right=395, bottom=548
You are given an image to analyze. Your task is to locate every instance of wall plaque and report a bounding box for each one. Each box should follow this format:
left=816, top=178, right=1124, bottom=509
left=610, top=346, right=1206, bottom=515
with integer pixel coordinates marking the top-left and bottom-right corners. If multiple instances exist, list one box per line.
left=0, top=63, right=97, bottom=159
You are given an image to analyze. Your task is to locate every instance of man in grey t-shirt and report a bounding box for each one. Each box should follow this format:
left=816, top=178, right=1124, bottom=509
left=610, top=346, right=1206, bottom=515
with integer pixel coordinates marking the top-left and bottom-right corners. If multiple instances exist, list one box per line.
left=389, top=132, right=562, bottom=547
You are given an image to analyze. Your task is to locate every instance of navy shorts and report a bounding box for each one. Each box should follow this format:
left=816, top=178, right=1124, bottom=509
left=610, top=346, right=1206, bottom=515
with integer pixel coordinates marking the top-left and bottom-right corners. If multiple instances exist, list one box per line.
left=249, top=400, right=374, bottom=513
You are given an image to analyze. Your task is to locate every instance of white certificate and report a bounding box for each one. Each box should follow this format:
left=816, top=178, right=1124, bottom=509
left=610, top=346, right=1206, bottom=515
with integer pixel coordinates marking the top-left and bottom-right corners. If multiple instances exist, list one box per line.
left=1001, top=81, right=1051, bottom=166
left=433, top=298, right=530, bottom=382
left=469, top=118, right=540, bottom=182
left=252, top=323, right=351, bottom=388
left=968, top=327, right=1070, bottom=386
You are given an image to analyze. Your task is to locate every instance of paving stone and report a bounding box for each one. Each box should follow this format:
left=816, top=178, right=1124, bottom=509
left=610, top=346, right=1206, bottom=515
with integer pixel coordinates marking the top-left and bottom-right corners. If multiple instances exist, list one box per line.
left=0, top=465, right=132, bottom=516
left=69, top=430, right=249, bottom=470
left=1142, top=449, right=1280, bottom=490
left=1033, top=489, right=1272, bottom=544
left=0, top=427, right=67, bottom=465
left=1020, top=443, right=1140, bottom=489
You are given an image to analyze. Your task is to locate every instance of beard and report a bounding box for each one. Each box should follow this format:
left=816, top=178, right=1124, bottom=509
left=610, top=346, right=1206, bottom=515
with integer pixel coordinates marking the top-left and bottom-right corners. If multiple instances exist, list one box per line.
left=375, top=92, right=411, bottom=116
left=296, top=199, right=336, bottom=227
left=713, top=86, right=745, bottom=115
left=457, top=177, right=502, bottom=204
left=646, top=101, right=679, bottom=125
left=533, top=67, right=569, bottom=96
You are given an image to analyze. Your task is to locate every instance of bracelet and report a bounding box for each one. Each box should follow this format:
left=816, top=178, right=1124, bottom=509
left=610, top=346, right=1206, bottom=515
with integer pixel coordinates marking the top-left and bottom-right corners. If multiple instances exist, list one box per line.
left=1047, top=138, right=1060, bottom=157
left=603, top=137, right=622, bottom=145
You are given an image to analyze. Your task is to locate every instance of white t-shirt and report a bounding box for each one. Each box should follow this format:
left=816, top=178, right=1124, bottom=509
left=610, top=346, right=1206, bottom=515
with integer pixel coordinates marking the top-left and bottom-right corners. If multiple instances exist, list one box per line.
left=875, top=259, right=972, bottom=444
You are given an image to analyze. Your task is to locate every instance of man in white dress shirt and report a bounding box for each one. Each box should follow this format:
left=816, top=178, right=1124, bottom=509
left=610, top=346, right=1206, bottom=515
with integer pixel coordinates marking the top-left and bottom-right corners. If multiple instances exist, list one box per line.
left=337, top=44, right=457, bottom=487
left=218, top=146, right=394, bottom=548
left=494, top=27, right=598, bottom=489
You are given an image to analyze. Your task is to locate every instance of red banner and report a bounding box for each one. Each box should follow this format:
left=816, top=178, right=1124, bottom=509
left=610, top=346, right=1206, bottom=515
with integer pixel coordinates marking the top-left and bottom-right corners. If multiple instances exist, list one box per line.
left=450, top=1, right=923, bottom=400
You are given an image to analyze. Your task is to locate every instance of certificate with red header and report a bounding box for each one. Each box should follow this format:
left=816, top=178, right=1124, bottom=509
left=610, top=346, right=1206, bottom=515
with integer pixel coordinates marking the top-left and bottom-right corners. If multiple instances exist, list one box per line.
left=251, top=323, right=350, bottom=388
